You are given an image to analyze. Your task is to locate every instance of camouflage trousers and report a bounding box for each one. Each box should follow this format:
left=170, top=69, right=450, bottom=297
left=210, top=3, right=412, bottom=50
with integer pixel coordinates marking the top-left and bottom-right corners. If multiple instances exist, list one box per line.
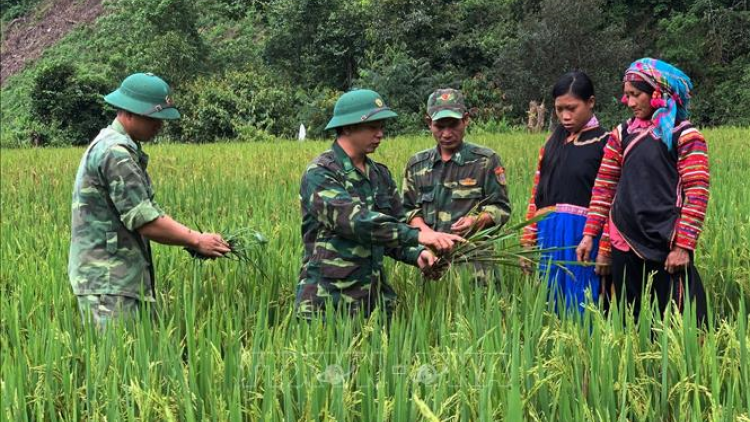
left=295, top=279, right=397, bottom=321
left=76, top=294, right=156, bottom=330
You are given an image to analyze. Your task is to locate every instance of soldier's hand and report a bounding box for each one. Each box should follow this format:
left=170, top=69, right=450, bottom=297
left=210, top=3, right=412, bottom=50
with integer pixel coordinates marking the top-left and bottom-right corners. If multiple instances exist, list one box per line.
left=418, top=230, right=465, bottom=253
left=194, top=233, right=231, bottom=258
left=417, top=249, right=437, bottom=270
left=451, top=213, right=491, bottom=235
left=418, top=250, right=447, bottom=280
left=451, top=216, right=475, bottom=235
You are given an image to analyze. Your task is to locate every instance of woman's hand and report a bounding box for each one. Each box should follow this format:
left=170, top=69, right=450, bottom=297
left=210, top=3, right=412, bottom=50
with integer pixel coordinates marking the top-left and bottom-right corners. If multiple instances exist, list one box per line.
left=576, top=235, right=595, bottom=262
left=664, top=246, right=690, bottom=274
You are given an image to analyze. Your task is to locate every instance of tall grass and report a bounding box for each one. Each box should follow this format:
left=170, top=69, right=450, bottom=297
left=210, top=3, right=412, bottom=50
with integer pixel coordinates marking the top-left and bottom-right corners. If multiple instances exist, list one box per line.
left=1, top=128, right=749, bottom=420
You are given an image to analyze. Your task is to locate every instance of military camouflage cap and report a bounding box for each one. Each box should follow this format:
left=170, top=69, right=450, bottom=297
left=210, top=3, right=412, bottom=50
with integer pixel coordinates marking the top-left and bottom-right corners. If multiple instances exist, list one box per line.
left=427, top=88, right=467, bottom=120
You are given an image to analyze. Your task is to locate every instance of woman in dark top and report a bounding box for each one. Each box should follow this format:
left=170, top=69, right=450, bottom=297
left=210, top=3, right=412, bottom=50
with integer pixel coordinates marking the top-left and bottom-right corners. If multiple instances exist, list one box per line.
left=522, top=71, right=610, bottom=315
left=577, top=58, right=709, bottom=324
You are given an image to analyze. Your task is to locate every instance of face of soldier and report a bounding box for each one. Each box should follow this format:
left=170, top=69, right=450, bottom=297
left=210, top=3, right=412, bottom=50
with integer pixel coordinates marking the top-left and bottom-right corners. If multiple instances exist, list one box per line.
left=119, top=111, right=164, bottom=142
left=428, top=116, right=468, bottom=155
left=554, top=93, right=595, bottom=134
left=345, top=121, right=386, bottom=155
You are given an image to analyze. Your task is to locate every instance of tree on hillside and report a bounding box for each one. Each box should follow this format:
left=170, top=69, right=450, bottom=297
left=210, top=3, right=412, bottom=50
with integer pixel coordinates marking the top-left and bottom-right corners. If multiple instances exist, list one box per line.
left=657, top=0, right=750, bottom=125
left=94, top=0, right=208, bottom=86
left=263, top=0, right=369, bottom=90
left=367, top=0, right=517, bottom=77
left=492, top=0, right=635, bottom=126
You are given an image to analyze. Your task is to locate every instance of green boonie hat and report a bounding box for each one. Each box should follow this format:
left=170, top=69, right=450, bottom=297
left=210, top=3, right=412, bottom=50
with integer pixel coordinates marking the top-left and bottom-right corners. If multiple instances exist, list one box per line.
left=427, top=88, right=467, bottom=121
left=325, top=89, right=398, bottom=130
left=104, top=73, right=180, bottom=120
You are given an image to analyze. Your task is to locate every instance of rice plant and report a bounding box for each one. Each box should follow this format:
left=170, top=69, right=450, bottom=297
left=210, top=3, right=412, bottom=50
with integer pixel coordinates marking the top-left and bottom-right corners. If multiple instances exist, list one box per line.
left=1, top=128, right=748, bottom=420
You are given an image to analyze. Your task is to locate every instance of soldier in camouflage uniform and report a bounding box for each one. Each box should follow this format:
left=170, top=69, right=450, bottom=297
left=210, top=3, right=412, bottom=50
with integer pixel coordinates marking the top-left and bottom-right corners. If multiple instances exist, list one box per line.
left=69, top=73, right=230, bottom=330
left=403, top=89, right=512, bottom=282
left=296, top=89, right=465, bottom=319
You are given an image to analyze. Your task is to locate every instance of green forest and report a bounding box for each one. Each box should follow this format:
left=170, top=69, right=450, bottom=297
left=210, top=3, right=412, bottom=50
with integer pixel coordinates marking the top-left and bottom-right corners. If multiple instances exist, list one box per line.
left=1, top=0, right=748, bottom=147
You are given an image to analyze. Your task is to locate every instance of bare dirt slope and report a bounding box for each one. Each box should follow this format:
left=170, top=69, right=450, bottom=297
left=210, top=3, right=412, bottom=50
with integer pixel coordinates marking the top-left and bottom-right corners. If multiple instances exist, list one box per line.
left=1, top=0, right=103, bottom=86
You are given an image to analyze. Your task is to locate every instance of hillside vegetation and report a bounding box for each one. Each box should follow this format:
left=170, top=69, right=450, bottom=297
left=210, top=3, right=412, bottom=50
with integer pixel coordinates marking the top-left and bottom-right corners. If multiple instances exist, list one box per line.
left=1, top=0, right=749, bottom=147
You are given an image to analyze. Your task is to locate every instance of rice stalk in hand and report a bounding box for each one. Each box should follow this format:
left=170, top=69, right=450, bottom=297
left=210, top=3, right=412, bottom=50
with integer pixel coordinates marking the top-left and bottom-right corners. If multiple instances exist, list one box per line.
left=422, top=212, right=584, bottom=280
left=184, top=228, right=268, bottom=263
left=185, top=227, right=271, bottom=282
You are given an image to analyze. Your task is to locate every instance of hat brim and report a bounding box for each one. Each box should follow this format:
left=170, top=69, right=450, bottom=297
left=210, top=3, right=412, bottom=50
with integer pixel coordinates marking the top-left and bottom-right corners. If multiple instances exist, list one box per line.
left=104, top=91, right=181, bottom=120
left=430, top=109, right=464, bottom=121
left=325, top=109, right=398, bottom=130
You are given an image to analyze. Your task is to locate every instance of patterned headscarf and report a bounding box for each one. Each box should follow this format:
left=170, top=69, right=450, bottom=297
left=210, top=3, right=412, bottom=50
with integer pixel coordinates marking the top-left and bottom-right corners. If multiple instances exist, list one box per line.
left=622, top=58, right=693, bottom=151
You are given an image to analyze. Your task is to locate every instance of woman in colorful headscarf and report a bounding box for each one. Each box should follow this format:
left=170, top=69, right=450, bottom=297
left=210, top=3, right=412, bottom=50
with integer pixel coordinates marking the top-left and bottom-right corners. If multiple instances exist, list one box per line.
left=576, top=58, right=708, bottom=324
left=522, top=71, right=611, bottom=316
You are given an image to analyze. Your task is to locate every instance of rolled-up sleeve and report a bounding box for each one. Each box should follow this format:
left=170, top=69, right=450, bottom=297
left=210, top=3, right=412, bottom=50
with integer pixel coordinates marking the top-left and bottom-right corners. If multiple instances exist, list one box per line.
left=100, top=145, right=164, bottom=231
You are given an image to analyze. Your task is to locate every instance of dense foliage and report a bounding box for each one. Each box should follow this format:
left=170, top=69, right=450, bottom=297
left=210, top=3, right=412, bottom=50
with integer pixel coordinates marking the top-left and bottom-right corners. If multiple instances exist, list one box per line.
left=1, top=0, right=748, bottom=146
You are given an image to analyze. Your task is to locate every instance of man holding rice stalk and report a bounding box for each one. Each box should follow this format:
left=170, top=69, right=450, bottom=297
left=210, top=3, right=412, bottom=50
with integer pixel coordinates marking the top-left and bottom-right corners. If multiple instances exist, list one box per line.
left=69, top=73, right=231, bottom=330
left=402, top=88, right=512, bottom=284
left=296, top=89, right=465, bottom=319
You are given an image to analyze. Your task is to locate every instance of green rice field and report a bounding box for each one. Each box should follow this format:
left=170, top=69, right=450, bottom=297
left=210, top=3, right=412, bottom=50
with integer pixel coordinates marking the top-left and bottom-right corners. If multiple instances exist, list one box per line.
left=1, top=128, right=749, bottom=421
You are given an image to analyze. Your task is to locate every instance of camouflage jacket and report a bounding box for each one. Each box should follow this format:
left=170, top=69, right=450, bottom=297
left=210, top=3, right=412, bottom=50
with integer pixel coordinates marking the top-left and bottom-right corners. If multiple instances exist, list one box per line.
left=296, top=141, right=424, bottom=314
left=68, top=119, right=164, bottom=300
left=403, top=141, right=511, bottom=233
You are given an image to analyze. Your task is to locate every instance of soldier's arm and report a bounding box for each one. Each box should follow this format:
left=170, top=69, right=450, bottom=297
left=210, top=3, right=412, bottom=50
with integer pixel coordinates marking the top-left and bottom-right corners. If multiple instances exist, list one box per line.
left=138, top=216, right=229, bottom=257
left=480, top=153, right=512, bottom=227
left=402, top=165, right=435, bottom=233
left=303, top=166, right=420, bottom=249
left=385, top=170, right=425, bottom=265
left=99, top=145, right=163, bottom=231
left=408, top=216, right=434, bottom=232
left=100, top=146, right=228, bottom=257
left=401, top=164, right=422, bottom=224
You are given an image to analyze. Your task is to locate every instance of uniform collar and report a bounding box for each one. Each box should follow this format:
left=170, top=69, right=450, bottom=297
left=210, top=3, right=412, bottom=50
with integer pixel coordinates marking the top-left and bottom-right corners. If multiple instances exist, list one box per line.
left=431, top=141, right=469, bottom=165
left=110, top=118, right=148, bottom=167
left=111, top=118, right=127, bottom=136
left=110, top=118, right=142, bottom=152
left=332, top=140, right=372, bottom=175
